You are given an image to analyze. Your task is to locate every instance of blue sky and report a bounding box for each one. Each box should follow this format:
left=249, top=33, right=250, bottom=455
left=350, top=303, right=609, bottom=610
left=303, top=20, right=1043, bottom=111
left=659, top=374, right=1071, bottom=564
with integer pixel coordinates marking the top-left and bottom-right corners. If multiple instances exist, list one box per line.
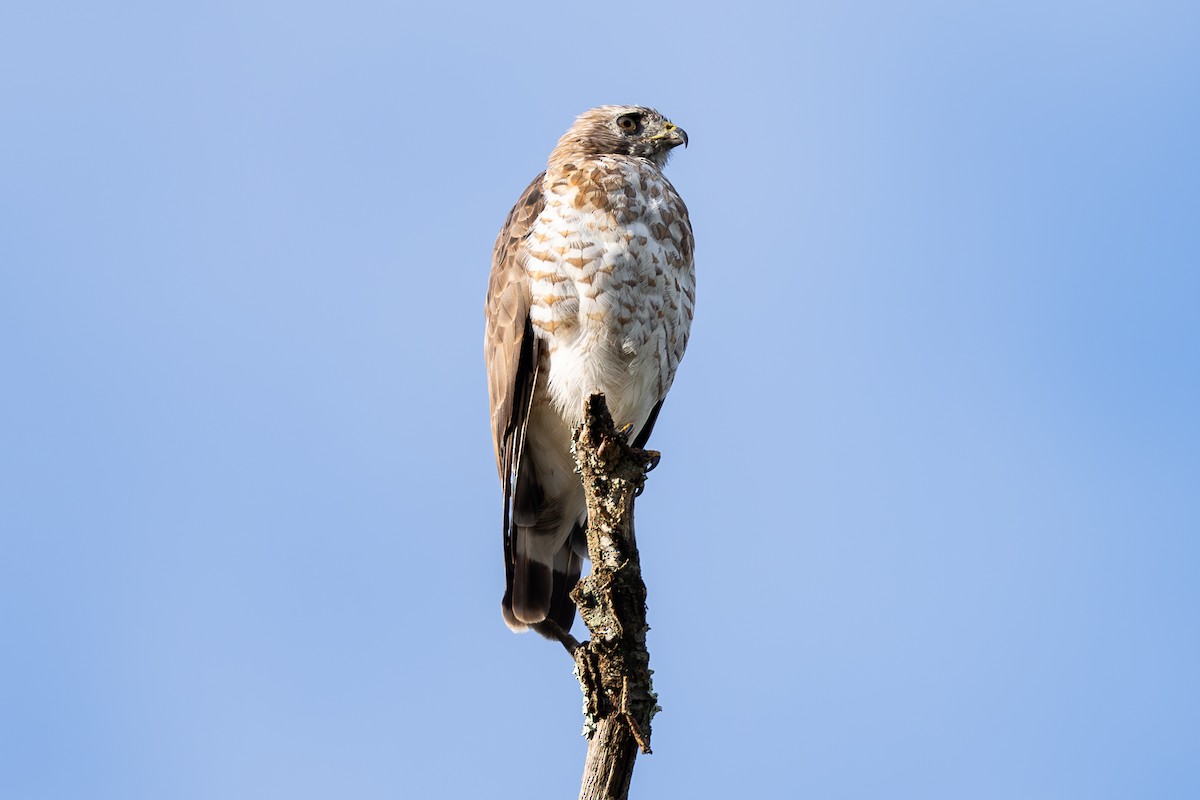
left=2, top=1, right=1197, bottom=798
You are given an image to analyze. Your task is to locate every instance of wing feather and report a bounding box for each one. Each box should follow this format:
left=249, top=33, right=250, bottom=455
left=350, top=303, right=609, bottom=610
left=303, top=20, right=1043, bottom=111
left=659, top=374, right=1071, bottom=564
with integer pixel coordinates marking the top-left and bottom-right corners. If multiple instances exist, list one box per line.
left=484, top=173, right=547, bottom=595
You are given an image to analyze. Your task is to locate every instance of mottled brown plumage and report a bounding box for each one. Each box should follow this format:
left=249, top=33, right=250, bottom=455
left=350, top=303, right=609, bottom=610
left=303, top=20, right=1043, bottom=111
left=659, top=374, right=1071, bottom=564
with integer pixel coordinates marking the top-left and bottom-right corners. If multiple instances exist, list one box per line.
left=485, top=106, right=694, bottom=635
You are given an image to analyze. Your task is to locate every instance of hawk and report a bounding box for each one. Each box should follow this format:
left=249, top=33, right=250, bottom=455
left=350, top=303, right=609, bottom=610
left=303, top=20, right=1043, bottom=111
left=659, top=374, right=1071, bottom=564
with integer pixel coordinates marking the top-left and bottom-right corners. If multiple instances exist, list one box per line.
left=485, top=105, right=695, bottom=635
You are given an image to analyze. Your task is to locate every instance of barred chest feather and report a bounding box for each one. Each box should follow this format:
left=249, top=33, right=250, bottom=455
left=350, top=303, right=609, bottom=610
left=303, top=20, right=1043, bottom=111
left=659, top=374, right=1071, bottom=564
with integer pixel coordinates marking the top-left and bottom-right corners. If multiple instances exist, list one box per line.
left=524, top=157, right=695, bottom=431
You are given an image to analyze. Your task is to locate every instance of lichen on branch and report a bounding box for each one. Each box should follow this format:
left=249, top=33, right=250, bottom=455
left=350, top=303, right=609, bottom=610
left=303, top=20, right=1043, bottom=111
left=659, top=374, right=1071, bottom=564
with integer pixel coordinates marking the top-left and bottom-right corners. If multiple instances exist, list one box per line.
left=570, top=394, right=660, bottom=785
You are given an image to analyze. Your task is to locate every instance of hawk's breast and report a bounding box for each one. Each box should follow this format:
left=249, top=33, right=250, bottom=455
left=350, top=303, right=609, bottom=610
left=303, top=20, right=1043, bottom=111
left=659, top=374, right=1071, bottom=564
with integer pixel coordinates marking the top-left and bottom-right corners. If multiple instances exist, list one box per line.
left=524, top=157, right=695, bottom=431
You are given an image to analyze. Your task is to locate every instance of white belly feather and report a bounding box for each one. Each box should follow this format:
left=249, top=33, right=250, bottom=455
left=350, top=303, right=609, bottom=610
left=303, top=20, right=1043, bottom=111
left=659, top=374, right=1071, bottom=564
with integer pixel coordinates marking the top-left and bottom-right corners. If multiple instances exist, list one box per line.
left=525, top=158, right=692, bottom=438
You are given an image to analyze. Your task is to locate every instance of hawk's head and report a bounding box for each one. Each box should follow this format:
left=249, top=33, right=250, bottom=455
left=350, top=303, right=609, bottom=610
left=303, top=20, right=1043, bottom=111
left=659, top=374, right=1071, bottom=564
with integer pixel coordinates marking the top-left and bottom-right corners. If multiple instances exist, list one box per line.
left=551, top=105, right=688, bottom=168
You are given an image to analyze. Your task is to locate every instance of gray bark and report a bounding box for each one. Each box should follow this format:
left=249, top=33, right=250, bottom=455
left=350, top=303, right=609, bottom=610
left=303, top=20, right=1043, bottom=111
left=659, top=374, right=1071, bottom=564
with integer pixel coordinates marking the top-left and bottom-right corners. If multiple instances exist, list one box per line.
left=570, top=394, right=660, bottom=800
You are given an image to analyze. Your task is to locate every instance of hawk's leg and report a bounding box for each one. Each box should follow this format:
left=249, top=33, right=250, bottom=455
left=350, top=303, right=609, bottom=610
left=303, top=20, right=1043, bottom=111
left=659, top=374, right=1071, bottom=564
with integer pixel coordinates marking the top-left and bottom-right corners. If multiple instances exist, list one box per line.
left=533, top=619, right=581, bottom=657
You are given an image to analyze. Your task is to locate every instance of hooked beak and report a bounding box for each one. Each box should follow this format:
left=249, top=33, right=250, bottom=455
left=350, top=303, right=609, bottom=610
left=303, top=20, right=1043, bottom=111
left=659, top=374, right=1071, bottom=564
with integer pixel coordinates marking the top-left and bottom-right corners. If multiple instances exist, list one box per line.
left=655, top=122, right=688, bottom=149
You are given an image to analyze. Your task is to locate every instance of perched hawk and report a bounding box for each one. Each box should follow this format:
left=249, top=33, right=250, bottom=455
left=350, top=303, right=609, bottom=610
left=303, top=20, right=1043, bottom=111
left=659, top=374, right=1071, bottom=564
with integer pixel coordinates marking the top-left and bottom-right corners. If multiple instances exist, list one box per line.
left=485, top=105, right=695, bottom=635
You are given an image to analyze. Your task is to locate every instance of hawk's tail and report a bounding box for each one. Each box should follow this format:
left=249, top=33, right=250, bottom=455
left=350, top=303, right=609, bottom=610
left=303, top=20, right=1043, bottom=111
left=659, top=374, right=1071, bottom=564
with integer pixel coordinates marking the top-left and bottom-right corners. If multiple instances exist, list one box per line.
left=502, top=521, right=584, bottom=635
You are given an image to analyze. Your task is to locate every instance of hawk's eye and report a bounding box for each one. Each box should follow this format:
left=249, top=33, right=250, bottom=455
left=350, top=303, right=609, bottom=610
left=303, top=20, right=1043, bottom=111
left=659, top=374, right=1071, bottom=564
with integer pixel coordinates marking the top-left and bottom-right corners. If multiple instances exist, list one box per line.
left=616, top=115, right=641, bottom=134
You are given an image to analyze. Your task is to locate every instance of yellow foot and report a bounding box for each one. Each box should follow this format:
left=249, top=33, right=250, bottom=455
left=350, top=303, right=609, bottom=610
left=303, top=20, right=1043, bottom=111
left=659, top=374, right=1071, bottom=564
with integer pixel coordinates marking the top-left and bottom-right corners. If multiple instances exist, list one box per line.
left=634, top=450, right=662, bottom=497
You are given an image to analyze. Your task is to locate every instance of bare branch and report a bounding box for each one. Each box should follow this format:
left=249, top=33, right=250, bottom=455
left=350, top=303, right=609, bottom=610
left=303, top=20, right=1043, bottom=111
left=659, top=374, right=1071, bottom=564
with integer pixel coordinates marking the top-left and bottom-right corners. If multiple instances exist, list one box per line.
left=570, top=394, right=660, bottom=800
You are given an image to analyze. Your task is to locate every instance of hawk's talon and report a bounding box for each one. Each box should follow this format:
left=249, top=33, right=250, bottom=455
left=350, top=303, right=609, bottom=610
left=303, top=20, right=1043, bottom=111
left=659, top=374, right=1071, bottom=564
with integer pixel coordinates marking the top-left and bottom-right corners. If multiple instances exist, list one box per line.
left=617, top=423, right=636, bottom=441
left=643, top=451, right=661, bottom=473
